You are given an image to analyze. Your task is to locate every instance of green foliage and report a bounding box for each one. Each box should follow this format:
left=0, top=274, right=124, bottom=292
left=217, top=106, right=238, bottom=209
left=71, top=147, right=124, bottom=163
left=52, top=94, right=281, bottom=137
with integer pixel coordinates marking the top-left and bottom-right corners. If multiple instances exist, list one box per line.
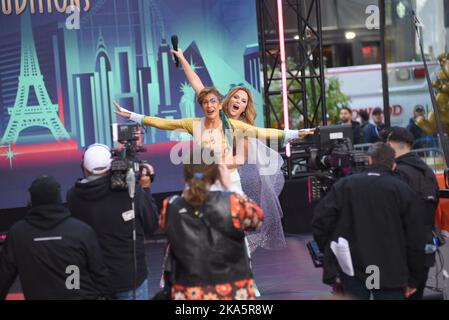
left=325, top=76, right=352, bottom=125
left=265, top=61, right=351, bottom=129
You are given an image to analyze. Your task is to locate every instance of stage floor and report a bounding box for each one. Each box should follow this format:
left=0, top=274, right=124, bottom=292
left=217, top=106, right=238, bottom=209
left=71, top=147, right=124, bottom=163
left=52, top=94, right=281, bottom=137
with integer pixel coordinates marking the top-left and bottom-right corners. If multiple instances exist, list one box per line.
left=145, top=234, right=331, bottom=300
left=7, top=234, right=446, bottom=300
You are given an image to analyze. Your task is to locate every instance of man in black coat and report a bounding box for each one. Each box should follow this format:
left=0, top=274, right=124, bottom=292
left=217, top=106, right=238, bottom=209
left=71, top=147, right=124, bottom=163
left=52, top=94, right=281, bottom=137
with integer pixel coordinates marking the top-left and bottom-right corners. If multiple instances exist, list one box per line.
left=312, top=143, right=426, bottom=300
left=0, top=176, right=111, bottom=300
left=387, top=127, right=439, bottom=300
left=66, top=144, right=159, bottom=300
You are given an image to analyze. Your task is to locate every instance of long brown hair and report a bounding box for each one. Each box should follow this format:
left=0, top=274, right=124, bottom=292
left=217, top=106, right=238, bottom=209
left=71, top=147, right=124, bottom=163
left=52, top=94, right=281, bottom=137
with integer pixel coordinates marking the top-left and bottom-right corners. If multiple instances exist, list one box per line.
left=183, top=149, right=220, bottom=207
left=222, top=86, right=257, bottom=125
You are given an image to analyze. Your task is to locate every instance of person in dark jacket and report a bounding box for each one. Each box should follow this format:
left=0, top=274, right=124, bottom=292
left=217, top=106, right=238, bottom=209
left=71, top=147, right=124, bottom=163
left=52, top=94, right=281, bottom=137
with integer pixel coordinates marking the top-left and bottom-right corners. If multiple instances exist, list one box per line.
left=161, top=150, right=264, bottom=300
left=364, top=107, right=385, bottom=144
left=66, top=144, right=159, bottom=300
left=339, top=107, right=363, bottom=145
left=0, top=175, right=111, bottom=300
left=406, top=105, right=436, bottom=149
left=312, top=143, right=426, bottom=300
left=407, top=105, right=426, bottom=145
left=387, top=127, right=439, bottom=300
left=359, top=110, right=370, bottom=142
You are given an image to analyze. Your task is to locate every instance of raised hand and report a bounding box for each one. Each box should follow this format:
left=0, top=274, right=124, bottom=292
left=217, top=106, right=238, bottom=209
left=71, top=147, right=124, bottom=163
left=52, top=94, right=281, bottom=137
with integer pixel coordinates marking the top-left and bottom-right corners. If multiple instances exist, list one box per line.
left=139, top=164, right=155, bottom=189
left=298, top=128, right=316, bottom=138
left=113, top=101, right=131, bottom=120
left=170, top=48, right=185, bottom=61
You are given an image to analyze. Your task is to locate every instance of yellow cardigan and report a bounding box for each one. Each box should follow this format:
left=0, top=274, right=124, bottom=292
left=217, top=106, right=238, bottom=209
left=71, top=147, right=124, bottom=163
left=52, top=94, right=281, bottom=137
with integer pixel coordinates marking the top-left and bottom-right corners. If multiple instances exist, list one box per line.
left=142, top=117, right=285, bottom=141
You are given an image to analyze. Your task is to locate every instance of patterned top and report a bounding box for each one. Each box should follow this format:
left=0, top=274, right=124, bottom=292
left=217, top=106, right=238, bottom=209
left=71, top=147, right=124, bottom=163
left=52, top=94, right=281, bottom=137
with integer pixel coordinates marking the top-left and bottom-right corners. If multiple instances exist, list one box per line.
left=159, top=193, right=264, bottom=300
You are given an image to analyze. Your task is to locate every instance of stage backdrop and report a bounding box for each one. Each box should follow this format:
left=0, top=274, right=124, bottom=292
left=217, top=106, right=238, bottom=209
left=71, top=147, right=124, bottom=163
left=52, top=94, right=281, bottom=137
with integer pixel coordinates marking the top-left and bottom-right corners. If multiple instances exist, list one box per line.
left=0, top=0, right=262, bottom=209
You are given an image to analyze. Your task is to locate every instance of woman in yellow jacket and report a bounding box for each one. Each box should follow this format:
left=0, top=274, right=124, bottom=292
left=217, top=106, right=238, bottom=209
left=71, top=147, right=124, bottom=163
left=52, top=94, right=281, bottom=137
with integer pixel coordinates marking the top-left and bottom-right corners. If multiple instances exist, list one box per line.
left=114, top=87, right=314, bottom=192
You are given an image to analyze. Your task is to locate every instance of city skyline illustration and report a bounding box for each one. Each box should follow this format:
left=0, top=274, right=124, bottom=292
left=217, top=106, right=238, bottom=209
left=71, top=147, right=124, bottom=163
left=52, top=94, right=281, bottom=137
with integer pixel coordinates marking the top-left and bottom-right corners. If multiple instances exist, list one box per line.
left=0, top=0, right=261, bottom=209
left=0, top=0, right=262, bottom=150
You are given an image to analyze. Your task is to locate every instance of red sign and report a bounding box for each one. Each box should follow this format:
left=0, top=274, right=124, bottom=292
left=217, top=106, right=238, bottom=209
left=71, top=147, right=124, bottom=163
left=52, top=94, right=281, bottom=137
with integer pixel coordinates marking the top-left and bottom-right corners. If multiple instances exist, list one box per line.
left=352, top=105, right=404, bottom=117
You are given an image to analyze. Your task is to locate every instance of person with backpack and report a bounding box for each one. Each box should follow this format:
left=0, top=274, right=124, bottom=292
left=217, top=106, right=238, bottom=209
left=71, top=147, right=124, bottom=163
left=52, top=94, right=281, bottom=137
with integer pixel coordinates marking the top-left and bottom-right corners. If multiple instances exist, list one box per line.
left=387, top=127, right=440, bottom=300
left=160, top=149, right=264, bottom=300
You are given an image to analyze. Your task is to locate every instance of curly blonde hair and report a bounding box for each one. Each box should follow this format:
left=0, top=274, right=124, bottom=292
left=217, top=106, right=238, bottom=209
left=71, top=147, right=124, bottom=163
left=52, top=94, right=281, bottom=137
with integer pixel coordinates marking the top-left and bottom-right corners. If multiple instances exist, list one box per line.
left=222, top=86, right=257, bottom=125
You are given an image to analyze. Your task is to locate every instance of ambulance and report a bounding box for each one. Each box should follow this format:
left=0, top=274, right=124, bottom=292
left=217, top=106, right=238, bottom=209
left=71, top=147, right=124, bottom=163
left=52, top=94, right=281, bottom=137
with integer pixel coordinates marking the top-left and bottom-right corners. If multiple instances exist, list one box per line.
left=326, top=61, right=440, bottom=128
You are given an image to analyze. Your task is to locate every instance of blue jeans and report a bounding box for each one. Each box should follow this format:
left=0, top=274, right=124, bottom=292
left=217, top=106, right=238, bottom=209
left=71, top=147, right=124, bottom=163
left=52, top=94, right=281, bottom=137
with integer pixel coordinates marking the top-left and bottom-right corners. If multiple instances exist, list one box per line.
left=115, top=279, right=150, bottom=300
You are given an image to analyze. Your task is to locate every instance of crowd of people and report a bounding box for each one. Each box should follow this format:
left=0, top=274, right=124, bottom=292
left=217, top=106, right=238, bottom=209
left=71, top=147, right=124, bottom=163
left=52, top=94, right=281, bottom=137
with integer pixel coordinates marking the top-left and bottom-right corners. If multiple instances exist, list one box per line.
left=312, top=127, right=440, bottom=300
left=0, top=46, right=442, bottom=300
left=337, top=105, right=437, bottom=148
left=0, top=110, right=442, bottom=301
left=0, top=143, right=159, bottom=300
left=0, top=143, right=273, bottom=300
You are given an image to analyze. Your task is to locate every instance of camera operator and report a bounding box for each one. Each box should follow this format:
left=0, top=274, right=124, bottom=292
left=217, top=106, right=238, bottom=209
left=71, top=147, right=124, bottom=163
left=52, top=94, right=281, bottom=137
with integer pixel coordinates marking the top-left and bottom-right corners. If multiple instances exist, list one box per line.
left=0, top=175, right=111, bottom=300
left=66, top=144, right=159, bottom=300
left=387, top=127, right=439, bottom=300
left=312, top=143, right=426, bottom=300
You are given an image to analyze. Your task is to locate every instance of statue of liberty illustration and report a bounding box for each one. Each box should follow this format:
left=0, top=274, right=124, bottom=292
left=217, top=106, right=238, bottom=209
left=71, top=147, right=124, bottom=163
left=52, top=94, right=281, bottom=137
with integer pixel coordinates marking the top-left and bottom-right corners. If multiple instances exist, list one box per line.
left=170, top=82, right=196, bottom=141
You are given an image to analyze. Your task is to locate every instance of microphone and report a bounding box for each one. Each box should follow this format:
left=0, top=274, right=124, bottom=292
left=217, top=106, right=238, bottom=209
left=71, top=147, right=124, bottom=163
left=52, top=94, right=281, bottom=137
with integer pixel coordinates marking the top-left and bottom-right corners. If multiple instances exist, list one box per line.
left=126, top=168, right=136, bottom=199
left=171, top=35, right=179, bottom=68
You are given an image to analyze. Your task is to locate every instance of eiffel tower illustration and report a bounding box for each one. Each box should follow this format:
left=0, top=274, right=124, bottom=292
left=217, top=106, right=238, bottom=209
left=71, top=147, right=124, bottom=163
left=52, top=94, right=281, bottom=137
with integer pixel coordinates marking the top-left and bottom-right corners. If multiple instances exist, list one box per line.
left=1, top=11, right=70, bottom=144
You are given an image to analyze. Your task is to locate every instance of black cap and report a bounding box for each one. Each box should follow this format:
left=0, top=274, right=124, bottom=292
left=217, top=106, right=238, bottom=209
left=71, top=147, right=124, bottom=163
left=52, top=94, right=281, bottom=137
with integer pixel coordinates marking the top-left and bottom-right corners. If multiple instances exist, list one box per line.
left=29, top=175, right=62, bottom=207
left=372, top=107, right=383, bottom=116
left=387, top=127, right=414, bottom=147
left=414, top=105, right=425, bottom=112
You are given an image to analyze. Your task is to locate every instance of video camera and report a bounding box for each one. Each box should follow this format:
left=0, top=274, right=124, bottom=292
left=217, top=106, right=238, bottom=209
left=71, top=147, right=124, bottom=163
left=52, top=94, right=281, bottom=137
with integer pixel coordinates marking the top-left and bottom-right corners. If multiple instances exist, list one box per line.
left=110, top=123, right=154, bottom=190
left=286, top=125, right=369, bottom=201
left=288, top=126, right=369, bottom=269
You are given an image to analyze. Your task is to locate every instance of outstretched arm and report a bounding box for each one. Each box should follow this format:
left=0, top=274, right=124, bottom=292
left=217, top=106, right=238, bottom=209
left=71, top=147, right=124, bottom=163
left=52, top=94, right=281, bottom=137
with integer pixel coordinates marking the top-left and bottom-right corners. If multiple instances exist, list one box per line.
left=230, top=119, right=315, bottom=144
left=113, top=101, right=195, bottom=133
left=171, top=48, right=205, bottom=95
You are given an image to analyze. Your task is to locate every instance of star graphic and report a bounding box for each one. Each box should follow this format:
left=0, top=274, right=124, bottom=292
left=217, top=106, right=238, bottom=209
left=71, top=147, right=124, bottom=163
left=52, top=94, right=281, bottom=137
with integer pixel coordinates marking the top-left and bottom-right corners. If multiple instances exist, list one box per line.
left=189, top=55, right=204, bottom=72
left=0, top=144, right=22, bottom=169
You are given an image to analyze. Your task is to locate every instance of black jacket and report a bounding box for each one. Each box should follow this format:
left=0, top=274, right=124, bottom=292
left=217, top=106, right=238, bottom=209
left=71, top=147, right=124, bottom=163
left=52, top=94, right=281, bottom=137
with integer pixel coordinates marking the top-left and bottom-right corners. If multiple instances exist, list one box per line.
left=66, top=176, right=159, bottom=293
left=364, top=123, right=385, bottom=144
left=312, top=165, right=426, bottom=289
left=407, top=118, right=426, bottom=143
left=164, top=193, right=253, bottom=287
left=0, top=204, right=111, bottom=300
left=395, top=152, right=439, bottom=267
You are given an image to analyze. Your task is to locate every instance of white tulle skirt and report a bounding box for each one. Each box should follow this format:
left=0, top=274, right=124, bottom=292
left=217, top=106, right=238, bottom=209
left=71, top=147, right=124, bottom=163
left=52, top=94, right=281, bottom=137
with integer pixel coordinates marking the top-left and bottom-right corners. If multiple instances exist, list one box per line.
left=238, top=138, right=287, bottom=253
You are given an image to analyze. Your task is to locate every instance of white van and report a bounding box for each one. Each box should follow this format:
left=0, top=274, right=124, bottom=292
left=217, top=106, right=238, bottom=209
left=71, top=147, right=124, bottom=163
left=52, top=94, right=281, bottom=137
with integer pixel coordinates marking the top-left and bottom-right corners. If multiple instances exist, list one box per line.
left=326, top=61, right=440, bottom=128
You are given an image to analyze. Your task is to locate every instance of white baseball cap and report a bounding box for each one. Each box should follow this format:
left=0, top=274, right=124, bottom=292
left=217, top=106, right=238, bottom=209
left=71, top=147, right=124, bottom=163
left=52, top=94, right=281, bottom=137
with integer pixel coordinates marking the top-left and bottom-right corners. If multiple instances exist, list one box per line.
left=83, top=144, right=112, bottom=174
